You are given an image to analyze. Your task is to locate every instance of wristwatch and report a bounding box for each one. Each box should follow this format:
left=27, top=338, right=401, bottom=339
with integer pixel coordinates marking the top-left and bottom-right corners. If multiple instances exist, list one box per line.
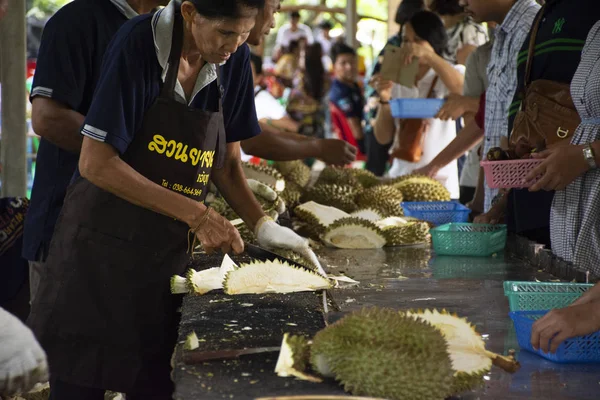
left=583, top=145, right=597, bottom=169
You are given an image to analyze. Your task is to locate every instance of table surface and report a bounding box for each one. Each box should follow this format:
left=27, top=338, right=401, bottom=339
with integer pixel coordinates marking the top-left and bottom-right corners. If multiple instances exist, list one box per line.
left=173, top=246, right=600, bottom=400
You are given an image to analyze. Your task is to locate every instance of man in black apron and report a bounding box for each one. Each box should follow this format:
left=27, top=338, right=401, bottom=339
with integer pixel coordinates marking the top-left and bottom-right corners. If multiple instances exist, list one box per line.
left=28, top=1, right=320, bottom=398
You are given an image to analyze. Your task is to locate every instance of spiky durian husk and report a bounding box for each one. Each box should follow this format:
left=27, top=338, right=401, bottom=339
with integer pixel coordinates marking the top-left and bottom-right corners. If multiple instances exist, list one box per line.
left=19, top=385, right=51, bottom=400
left=323, top=217, right=386, bottom=249
left=348, top=168, right=380, bottom=188
left=274, top=160, right=312, bottom=188
left=242, top=162, right=286, bottom=192
left=210, top=197, right=238, bottom=220
left=281, top=181, right=304, bottom=209
left=406, top=309, right=494, bottom=395
left=303, top=184, right=358, bottom=213
left=236, top=222, right=256, bottom=244
left=382, top=222, right=430, bottom=247
left=391, top=175, right=451, bottom=202
left=369, top=197, right=404, bottom=218
left=316, top=166, right=360, bottom=188
left=272, top=248, right=318, bottom=271
left=356, top=185, right=404, bottom=207
left=310, top=308, right=454, bottom=400
left=294, top=201, right=350, bottom=237
left=223, top=259, right=331, bottom=294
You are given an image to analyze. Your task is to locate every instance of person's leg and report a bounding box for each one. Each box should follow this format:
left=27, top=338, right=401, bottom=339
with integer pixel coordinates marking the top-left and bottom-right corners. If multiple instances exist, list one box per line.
left=28, top=260, right=44, bottom=305
left=365, top=132, right=390, bottom=176
left=49, top=379, right=105, bottom=400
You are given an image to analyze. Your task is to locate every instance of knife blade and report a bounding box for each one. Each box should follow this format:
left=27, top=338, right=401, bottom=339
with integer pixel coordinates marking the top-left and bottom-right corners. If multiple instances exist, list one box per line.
left=183, top=346, right=281, bottom=364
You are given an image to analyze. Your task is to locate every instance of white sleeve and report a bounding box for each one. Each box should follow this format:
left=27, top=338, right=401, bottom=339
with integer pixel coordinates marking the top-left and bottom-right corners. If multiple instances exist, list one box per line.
left=434, top=64, right=466, bottom=98
left=391, top=83, right=418, bottom=99
left=302, top=25, right=315, bottom=44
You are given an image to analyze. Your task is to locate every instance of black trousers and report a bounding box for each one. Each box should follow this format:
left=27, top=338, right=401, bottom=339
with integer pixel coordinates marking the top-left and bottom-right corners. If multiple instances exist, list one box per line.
left=49, top=380, right=172, bottom=400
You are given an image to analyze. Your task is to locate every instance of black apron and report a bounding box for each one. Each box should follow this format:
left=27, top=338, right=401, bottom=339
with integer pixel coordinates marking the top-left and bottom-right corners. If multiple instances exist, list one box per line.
left=28, top=15, right=226, bottom=395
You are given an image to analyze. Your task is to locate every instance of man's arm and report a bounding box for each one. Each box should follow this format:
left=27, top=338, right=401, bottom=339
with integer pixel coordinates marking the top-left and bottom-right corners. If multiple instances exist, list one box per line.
left=31, top=97, right=84, bottom=154
left=373, top=104, right=395, bottom=145
left=241, top=122, right=356, bottom=165
left=212, top=142, right=266, bottom=231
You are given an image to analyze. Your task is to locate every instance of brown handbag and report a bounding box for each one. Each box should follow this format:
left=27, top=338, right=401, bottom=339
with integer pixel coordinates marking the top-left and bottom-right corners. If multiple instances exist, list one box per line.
left=509, top=4, right=581, bottom=156
left=390, top=76, right=439, bottom=163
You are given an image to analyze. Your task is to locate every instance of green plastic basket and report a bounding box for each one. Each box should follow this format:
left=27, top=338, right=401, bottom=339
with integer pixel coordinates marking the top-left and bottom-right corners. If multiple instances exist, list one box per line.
left=503, top=281, right=594, bottom=312
left=430, top=223, right=507, bottom=257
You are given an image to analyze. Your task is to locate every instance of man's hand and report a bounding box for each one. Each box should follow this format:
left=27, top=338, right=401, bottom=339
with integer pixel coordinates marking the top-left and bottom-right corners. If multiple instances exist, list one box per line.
left=435, top=94, right=479, bottom=121
left=414, top=163, right=439, bottom=178
left=527, top=145, right=590, bottom=191
left=473, top=204, right=504, bottom=224
left=531, top=303, right=600, bottom=354
left=256, top=219, right=326, bottom=277
left=318, top=139, right=357, bottom=166
left=195, top=209, right=244, bottom=255
left=0, top=308, right=49, bottom=396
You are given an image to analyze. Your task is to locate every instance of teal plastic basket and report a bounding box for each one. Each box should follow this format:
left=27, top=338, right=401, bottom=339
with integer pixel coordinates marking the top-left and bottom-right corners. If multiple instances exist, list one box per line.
left=503, top=281, right=593, bottom=312
left=430, top=223, right=507, bottom=257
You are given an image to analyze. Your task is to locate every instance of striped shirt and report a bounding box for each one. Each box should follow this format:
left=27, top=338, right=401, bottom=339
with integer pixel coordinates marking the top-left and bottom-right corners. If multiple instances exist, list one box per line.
left=483, top=0, right=540, bottom=212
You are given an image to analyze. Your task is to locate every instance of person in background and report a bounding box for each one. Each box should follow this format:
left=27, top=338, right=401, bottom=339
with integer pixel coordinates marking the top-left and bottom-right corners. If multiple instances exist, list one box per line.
left=329, top=42, right=366, bottom=154
left=274, top=10, right=313, bottom=59
left=478, top=0, right=600, bottom=253
left=460, top=0, right=540, bottom=213
left=23, top=0, right=169, bottom=306
left=287, top=43, right=329, bottom=143
left=531, top=282, right=600, bottom=354
left=415, top=35, right=493, bottom=204
left=363, top=0, right=427, bottom=176
left=372, top=11, right=465, bottom=199
left=316, top=20, right=335, bottom=71
left=429, top=0, right=488, bottom=65
left=242, top=52, right=356, bottom=165
left=274, top=39, right=302, bottom=86
left=240, top=0, right=355, bottom=165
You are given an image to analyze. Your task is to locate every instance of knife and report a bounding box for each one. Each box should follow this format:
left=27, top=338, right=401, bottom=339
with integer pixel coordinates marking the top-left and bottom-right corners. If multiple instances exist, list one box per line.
left=184, top=346, right=281, bottom=364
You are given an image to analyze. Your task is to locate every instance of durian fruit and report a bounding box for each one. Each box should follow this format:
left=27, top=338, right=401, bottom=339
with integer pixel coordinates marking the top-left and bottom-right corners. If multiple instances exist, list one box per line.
left=272, top=248, right=319, bottom=271
left=391, top=175, right=451, bottom=202
left=406, top=309, right=520, bottom=393
left=183, top=254, right=237, bottom=295
left=242, top=162, right=286, bottom=192
left=348, top=168, right=380, bottom=188
left=355, top=185, right=404, bottom=217
left=294, top=201, right=350, bottom=235
left=236, top=222, right=257, bottom=244
left=323, top=217, right=386, bottom=249
left=316, top=166, right=359, bottom=188
left=275, top=333, right=320, bottom=382
left=303, top=184, right=359, bottom=213
left=375, top=217, right=430, bottom=247
left=309, top=308, right=455, bottom=400
left=280, top=181, right=304, bottom=209
left=274, top=160, right=312, bottom=188
left=350, top=208, right=384, bottom=222
left=209, top=197, right=238, bottom=220
left=223, top=259, right=331, bottom=295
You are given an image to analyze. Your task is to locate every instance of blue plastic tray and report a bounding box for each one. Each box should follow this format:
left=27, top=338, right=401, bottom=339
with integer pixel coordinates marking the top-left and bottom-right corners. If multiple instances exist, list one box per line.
left=390, top=98, right=445, bottom=119
left=510, top=310, right=600, bottom=363
left=402, top=201, right=470, bottom=226
left=430, top=223, right=507, bottom=257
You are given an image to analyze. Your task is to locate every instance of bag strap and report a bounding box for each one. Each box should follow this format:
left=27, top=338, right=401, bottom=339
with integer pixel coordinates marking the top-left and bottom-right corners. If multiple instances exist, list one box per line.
left=427, top=76, right=439, bottom=99
left=524, top=4, right=547, bottom=88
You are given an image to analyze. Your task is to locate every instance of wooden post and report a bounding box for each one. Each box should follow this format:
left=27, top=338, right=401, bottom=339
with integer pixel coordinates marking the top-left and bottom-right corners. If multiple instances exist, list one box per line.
left=0, top=0, right=28, bottom=197
left=345, top=0, right=358, bottom=48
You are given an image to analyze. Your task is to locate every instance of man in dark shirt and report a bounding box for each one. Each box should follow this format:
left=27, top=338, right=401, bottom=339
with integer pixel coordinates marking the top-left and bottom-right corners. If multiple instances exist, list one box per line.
left=23, top=0, right=167, bottom=303
left=485, top=0, right=600, bottom=247
left=364, top=0, right=426, bottom=175
left=329, top=42, right=366, bottom=154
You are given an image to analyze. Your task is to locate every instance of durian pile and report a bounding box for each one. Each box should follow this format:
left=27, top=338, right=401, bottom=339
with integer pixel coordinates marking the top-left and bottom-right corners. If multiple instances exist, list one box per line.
left=171, top=254, right=331, bottom=296
left=275, top=308, right=520, bottom=400
left=294, top=201, right=430, bottom=249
